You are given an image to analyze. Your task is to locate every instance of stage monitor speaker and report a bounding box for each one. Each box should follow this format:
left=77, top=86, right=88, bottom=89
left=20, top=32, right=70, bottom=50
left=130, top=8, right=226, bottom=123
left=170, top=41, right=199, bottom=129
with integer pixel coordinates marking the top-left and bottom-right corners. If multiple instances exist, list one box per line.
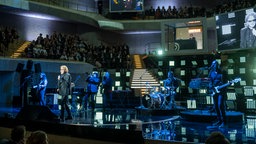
left=34, top=63, right=41, bottom=73
left=16, top=105, right=58, bottom=121
left=16, top=63, right=24, bottom=72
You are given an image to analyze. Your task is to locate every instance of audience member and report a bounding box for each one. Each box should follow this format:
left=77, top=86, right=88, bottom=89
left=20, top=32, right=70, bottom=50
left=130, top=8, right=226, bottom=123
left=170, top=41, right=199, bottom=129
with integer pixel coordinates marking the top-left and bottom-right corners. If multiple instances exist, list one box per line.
left=26, top=130, right=48, bottom=144
left=205, top=131, right=230, bottom=144
left=0, top=125, right=26, bottom=144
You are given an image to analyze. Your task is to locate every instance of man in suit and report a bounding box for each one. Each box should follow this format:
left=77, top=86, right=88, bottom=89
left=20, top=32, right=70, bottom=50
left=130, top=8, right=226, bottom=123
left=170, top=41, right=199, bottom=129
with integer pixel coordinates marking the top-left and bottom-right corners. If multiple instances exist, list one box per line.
left=57, top=65, right=72, bottom=121
left=240, top=12, right=256, bottom=48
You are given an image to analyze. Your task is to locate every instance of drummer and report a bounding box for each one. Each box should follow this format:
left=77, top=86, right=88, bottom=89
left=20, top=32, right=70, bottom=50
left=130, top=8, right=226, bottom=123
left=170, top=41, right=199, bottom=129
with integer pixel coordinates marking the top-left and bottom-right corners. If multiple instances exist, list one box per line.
left=163, top=71, right=179, bottom=108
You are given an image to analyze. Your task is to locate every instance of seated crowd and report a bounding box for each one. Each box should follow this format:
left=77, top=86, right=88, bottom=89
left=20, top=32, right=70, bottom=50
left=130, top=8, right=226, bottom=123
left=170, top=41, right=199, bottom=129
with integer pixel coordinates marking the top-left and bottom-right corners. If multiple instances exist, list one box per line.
left=144, top=0, right=253, bottom=19
left=24, top=32, right=131, bottom=69
left=108, top=0, right=254, bottom=20
left=0, top=25, right=19, bottom=56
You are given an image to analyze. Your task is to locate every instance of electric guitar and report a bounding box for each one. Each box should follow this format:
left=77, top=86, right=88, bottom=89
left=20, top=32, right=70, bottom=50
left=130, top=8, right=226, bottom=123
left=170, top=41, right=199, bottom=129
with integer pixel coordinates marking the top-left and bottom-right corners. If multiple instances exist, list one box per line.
left=71, top=75, right=81, bottom=88
left=210, top=78, right=241, bottom=96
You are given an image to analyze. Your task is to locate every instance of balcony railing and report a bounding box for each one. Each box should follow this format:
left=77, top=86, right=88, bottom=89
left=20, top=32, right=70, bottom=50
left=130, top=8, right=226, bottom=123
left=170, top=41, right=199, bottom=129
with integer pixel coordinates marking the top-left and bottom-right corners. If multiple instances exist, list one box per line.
left=29, top=0, right=98, bottom=13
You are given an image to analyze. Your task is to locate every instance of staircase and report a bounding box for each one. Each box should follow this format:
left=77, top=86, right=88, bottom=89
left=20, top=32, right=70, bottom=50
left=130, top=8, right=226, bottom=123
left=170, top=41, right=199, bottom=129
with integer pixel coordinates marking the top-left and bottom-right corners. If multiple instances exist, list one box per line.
left=11, top=41, right=31, bottom=58
left=131, top=55, right=160, bottom=96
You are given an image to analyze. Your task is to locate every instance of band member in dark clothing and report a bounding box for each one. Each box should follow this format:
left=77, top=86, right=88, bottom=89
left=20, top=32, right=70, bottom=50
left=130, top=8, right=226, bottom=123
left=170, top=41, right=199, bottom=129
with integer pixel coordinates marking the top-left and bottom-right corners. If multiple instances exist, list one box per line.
left=83, top=72, right=100, bottom=110
left=164, top=71, right=179, bottom=109
left=33, top=72, right=48, bottom=106
left=208, top=60, right=227, bottom=128
left=102, top=71, right=113, bottom=109
left=57, top=65, right=72, bottom=121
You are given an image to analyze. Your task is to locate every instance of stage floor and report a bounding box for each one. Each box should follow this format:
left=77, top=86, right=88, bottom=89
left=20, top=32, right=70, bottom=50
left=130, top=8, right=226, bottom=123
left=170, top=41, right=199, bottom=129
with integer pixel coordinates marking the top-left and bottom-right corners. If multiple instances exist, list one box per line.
left=0, top=106, right=256, bottom=144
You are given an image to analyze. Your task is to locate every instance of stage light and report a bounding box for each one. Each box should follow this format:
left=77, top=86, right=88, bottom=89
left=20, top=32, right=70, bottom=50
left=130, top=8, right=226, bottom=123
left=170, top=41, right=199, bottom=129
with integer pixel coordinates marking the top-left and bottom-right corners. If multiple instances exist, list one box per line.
left=180, top=81, right=185, bottom=86
left=246, top=99, right=256, bottom=109
left=115, top=72, right=121, bottom=77
left=192, top=70, right=196, bottom=76
left=240, top=80, right=246, bottom=86
left=240, top=57, right=246, bottom=63
left=187, top=100, right=196, bottom=109
left=228, top=59, right=234, bottom=63
left=253, top=87, right=256, bottom=94
left=158, top=61, right=163, bottom=66
left=158, top=71, right=163, bottom=76
left=126, top=71, right=130, bottom=77
left=96, top=96, right=102, bottom=104
left=180, top=60, right=186, bottom=66
left=188, top=87, right=193, bottom=93
left=244, top=86, right=254, bottom=96
left=203, top=70, right=208, bottom=75
left=169, top=61, right=175, bottom=66
left=206, top=96, right=214, bottom=104
left=157, top=49, right=163, bottom=55
left=199, top=89, right=207, bottom=94
left=239, top=68, right=246, bottom=74
left=235, top=88, right=243, bottom=94
left=95, top=112, right=103, bottom=122
left=115, top=81, right=120, bottom=86
left=228, top=69, right=234, bottom=75
left=226, top=100, right=236, bottom=110
left=191, top=61, right=197, bottom=66
left=227, top=92, right=237, bottom=100
left=203, top=60, right=208, bottom=65
left=180, top=70, right=185, bottom=76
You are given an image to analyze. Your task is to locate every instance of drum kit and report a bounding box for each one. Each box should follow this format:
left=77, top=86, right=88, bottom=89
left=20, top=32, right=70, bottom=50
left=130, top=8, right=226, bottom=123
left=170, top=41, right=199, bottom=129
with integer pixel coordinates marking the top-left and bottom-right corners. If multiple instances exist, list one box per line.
left=143, top=86, right=177, bottom=110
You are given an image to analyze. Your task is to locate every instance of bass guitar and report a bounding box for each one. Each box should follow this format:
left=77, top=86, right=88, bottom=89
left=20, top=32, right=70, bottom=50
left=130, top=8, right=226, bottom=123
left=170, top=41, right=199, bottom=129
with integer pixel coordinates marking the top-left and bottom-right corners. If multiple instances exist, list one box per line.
left=211, top=78, right=241, bottom=96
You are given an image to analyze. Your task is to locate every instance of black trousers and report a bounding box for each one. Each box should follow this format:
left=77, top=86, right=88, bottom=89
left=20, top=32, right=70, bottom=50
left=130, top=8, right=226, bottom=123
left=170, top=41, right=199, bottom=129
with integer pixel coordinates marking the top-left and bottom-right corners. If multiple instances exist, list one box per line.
left=60, top=95, right=72, bottom=119
left=213, top=93, right=226, bottom=123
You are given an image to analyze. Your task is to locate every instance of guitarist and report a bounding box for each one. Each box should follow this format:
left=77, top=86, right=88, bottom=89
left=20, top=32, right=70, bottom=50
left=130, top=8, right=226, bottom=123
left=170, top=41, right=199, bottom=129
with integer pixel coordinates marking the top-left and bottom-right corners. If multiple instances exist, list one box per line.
left=208, top=60, right=228, bottom=128
left=164, top=71, right=179, bottom=109
left=33, top=72, right=48, bottom=106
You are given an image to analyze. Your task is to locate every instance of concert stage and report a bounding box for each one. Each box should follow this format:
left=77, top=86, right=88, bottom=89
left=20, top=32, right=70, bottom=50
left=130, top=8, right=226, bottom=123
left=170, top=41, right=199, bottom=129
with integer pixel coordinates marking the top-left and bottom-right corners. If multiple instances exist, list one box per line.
left=0, top=106, right=255, bottom=144
left=180, top=110, right=245, bottom=123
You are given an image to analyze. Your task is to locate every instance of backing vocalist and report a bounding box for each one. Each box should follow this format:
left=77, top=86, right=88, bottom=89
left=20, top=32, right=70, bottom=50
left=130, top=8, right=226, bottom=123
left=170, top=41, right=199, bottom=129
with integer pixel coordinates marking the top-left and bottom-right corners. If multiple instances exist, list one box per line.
left=57, top=65, right=72, bottom=121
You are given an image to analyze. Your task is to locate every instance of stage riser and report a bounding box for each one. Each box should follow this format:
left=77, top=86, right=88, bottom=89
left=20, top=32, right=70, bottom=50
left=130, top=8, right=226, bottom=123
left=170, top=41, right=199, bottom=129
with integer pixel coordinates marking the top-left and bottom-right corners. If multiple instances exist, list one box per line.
left=180, top=110, right=244, bottom=123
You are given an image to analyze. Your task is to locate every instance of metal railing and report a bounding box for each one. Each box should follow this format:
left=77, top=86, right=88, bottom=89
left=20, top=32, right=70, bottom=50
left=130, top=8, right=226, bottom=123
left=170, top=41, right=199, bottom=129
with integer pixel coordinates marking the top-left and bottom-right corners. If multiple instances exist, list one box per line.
left=29, top=0, right=98, bottom=13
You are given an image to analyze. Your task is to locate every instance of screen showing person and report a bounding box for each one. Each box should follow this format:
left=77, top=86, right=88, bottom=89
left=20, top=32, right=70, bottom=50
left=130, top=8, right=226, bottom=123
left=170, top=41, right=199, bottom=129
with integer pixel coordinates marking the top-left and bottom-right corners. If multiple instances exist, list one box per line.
left=216, top=8, right=256, bottom=51
left=240, top=12, right=256, bottom=48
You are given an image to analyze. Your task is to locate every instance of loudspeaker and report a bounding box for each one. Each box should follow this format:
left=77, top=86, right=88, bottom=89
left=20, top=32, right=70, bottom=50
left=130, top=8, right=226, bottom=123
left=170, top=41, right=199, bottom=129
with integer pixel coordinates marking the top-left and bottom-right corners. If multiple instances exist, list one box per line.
left=26, top=60, right=33, bottom=70
left=16, top=105, right=58, bottom=121
left=16, top=63, right=24, bottom=72
left=34, top=63, right=41, bottom=73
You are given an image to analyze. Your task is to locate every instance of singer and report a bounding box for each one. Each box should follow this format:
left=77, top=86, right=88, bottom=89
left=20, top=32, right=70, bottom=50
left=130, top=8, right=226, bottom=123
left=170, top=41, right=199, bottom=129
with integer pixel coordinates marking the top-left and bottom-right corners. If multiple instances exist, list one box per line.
left=240, top=12, right=256, bottom=48
left=57, top=65, right=72, bottom=121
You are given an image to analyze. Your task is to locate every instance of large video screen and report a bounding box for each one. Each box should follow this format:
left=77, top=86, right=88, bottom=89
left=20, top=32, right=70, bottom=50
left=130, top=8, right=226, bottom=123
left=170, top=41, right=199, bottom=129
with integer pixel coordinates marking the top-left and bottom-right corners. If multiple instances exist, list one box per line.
left=216, top=8, right=256, bottom=51
left=110, top=0, right=144, bottom=12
